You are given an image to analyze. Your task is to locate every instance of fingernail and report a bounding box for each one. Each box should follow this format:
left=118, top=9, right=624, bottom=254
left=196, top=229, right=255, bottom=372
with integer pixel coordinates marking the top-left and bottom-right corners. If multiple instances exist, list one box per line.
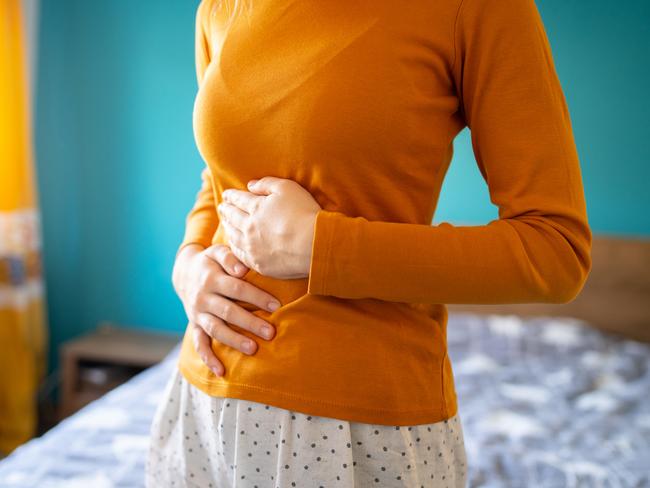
left=211, top=367, right=223, bottom=376
left=261, top=325, right=273, bottom=339
left=267, top=301, right=280, bottom=311
left=234, top=264, right=244, bottom=274
left=248, top=180, right=258, bottom=188
left=243, top=340, right=254, bottom=352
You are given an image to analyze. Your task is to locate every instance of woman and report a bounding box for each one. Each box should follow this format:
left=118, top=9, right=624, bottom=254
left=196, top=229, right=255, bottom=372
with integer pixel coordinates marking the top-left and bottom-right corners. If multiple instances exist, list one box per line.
left=146, top=0, right=592, bottom=486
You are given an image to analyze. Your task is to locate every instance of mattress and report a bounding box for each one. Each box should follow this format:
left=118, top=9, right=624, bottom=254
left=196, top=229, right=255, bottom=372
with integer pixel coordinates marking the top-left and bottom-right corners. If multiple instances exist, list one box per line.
left=0, top=313, right=648, bottom=487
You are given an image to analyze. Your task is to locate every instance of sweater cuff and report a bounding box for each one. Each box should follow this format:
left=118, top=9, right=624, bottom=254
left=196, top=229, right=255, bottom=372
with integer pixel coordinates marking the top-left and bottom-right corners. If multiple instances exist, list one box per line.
left=177, top=220, right=217, bottom=257
left=306, top=209, right=339, bottom=296
left=176, top=240, right=208, bottom=258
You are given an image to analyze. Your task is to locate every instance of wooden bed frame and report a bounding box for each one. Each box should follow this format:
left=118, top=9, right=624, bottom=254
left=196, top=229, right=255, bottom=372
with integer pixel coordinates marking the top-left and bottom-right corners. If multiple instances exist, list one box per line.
left=447, top=236, right=650, bottom=343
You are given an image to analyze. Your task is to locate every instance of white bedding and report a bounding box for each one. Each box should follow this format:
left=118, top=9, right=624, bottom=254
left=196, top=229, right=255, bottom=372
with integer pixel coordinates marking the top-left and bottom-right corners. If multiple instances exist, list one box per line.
left=0, top=313, right=648, bottom=487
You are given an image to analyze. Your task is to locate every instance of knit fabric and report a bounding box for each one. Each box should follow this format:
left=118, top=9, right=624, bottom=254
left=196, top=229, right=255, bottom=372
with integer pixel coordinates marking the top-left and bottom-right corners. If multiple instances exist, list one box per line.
left=176, top=0, right=591, bottom=425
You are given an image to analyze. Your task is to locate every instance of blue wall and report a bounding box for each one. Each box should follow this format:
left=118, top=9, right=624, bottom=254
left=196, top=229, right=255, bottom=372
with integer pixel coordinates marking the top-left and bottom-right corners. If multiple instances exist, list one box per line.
left=437, top=0, right=650, bottom=234
left=35, top=0, right=203, bottom=373
left=34, top=0, right=649, bottom=374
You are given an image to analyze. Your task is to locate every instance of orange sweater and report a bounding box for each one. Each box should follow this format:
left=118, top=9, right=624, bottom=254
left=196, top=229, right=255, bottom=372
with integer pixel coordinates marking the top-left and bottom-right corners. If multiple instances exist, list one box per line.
left=176, top=0, right=592, bottom=425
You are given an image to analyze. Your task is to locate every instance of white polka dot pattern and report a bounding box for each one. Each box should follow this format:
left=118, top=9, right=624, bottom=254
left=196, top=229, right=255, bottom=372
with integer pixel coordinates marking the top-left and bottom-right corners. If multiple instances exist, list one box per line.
left=145, top=366, right=467, bottom=487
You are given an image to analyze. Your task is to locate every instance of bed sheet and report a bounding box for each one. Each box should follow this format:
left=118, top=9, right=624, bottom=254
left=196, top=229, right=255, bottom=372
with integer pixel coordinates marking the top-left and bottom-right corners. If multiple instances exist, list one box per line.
left=449, top=313, right=650, bottom=488
left=0, top=313, right=648, bottom=487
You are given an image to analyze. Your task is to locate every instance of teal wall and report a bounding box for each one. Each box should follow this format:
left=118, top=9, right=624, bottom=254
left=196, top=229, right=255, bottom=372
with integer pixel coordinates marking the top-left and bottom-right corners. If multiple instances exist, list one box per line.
left=34, top=0, right=649, bottom=374
left=438, top=1, right=650, bottom=235
left=35, top=0, right=202, bottom=374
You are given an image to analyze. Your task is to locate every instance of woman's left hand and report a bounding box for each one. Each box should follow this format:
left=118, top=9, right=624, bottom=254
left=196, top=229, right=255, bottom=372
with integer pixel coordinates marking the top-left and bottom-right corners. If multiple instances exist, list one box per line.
left=217, top=176, right=322, bottom=280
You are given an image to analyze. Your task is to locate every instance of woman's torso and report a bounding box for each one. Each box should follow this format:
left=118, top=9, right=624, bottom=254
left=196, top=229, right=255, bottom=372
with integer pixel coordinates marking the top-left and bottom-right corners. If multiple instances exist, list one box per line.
left=178, top=0, right=465, bottom=425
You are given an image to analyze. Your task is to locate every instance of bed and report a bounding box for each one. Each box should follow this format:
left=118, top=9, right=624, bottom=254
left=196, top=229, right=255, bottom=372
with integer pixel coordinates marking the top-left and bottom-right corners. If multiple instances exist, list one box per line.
left=0, top=310, right=648, bottom=487
left=1, top=237, right=649, bottom=487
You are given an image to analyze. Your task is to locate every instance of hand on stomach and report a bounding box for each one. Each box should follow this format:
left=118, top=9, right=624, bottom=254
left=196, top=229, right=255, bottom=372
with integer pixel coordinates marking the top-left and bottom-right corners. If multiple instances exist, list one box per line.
left=173, top=243, right=281, bottom=376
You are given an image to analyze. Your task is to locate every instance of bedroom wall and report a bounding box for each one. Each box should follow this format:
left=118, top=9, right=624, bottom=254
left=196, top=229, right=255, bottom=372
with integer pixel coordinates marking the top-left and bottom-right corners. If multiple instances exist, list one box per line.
left=33, top=0, right=649, bottom=375
left=34, top=0, right=201, bottom=376
left=437, top=0, right=650, bottom=235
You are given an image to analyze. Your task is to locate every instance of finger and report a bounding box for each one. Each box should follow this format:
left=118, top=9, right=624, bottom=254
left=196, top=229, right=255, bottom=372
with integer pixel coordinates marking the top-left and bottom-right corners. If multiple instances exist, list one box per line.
left=204, top=293, right=275, bottom=340
left=221, top=188, right=262, bottom=214
left=196, top=311, right=259, bottom=355
left=212, top=273, right=281, bottom=313
left=227, top=244, right=253, bottom=273
left=220, top=218, right=244, bottom=248
left=205, top=244, right=248, bottom=277
left=247, top=176, right=284, bottom=195
left=198, top=252, right=282, bottom=313
left=218, top=201, right=248, bottom=231
left=192, top=323, right=224, bottom=376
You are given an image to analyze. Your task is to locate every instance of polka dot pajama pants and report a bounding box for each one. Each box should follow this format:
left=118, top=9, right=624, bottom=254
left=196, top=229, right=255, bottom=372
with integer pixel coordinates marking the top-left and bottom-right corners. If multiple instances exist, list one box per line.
left=145, top=365, right=468, bottom=487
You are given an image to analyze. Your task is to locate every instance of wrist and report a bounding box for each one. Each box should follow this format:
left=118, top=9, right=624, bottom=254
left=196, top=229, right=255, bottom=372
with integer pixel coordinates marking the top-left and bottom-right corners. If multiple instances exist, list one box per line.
left=173, top=243, right=205, bottom=298
left=175, top=242, right=205, bottom=261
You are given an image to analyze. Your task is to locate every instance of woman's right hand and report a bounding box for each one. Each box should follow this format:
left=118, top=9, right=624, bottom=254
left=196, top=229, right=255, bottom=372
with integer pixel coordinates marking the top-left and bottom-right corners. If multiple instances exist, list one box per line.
left=172, top=243, right=281, bottom=376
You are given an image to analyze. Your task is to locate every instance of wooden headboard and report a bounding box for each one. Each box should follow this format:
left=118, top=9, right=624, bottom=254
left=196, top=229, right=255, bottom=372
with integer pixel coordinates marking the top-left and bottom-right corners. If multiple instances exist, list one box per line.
left=447, top=236, right=650, bottom=343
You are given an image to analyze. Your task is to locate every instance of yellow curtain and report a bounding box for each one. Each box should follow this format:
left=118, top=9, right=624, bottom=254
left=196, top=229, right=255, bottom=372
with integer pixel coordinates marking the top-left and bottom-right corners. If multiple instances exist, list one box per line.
left=0, top=0, right=49, bottom=455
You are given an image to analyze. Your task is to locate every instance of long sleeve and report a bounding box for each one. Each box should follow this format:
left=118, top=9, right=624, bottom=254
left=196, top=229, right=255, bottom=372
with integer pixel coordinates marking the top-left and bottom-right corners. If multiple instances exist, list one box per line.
left=177, top=0, right=219, bottom=255
left=306, top=0, right=592, bottom=304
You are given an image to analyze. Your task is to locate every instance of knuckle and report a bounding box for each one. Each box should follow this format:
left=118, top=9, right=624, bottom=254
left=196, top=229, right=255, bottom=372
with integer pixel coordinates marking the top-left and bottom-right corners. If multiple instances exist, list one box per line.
left=195, top=291, right=207, bottom=309
left=275, top=180, right=288, bottom=192
left=228, top=248, right=239, bottom=261
left=230, top=279, right=244, bottom=295
left=197, top=271, right=210, bottom=287
left=193, top=325, right=208, bottom=348
left=222, top=248, right=235, bottom=263
left=195, top=251, right=209, bottom=265
left=257, top=318, right=272, bottom=331
left=251, top=261, right=263, bottom=274
left=238, top=336, right=255, bottom=354
left=254, top=323, right=269, bottom=338
left=208, top=321, right=223, bottom=342
left=213, top=244, right=227, bottom=263
left=200, top=317, right=213, bottom=337
left=224, top=255, right=239, bottom=276
left=201, top=351, right=213, bottom=366
left=208, top=317, right=222, bottom=336
left=187, top=290, right=201, bottom=309
left=213, top=274, right=229, bottom=292
left=238, top=249, right=251, bottom=266
left=219, top=300, right=234, bottom=321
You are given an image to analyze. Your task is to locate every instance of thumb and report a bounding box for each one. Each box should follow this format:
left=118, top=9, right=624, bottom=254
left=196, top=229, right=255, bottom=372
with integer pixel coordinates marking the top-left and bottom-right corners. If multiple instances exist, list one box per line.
left=247, top=176, right=281, bottom=195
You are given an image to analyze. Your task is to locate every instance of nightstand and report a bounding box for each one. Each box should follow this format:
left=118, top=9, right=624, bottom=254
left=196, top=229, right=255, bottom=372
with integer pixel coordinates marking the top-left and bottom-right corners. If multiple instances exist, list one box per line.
left=59, top=322, right=182, bottom=419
